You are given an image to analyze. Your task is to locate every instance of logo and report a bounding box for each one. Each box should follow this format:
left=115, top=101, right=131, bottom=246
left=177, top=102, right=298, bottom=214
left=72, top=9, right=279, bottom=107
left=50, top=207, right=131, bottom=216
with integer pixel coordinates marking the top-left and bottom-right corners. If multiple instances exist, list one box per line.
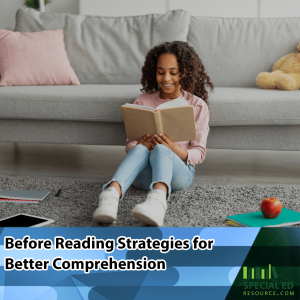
left=241, top=264, right=294, bottom=297
left=243, top=264, right=278, bottom=280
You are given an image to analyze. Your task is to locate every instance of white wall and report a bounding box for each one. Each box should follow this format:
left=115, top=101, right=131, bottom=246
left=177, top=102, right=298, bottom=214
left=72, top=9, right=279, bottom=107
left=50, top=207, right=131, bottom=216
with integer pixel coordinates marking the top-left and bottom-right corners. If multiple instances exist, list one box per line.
left=79, top=0, right=166, bottom=16
left=1, top=0, right=300, bottom=30
left=169, top=0, right=259, bottom=18
left=260, top=0, right=300, bottom=17
left=0, top=0, right=79, bottom=29
left=47, top=0, right=79, bottom=15
left=0, top=0, right=24, bottom=30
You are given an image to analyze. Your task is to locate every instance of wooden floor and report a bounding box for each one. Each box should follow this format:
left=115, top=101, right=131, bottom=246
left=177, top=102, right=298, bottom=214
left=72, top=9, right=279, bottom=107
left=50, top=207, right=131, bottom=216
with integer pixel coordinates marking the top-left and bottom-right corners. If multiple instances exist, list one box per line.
left=0, top=142, right=299, bottom=187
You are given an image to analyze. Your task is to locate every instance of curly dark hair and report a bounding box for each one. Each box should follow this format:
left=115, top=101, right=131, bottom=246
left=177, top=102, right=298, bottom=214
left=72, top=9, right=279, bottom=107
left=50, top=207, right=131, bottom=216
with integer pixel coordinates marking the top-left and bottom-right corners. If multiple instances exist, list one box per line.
left=140, top=41, right=214, bottom=106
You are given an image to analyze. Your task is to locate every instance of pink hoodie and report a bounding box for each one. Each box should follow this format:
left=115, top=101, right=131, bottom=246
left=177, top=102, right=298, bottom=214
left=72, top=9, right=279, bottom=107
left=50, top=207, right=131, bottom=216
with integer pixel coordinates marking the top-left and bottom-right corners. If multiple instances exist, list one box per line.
left=125, top=89, right=210, bottom=168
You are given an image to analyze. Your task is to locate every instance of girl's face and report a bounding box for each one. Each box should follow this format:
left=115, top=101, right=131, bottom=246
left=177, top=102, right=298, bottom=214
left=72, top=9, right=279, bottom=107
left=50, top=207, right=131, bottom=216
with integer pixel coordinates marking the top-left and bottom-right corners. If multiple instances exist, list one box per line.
left=156, top=53, right=183, bottom=99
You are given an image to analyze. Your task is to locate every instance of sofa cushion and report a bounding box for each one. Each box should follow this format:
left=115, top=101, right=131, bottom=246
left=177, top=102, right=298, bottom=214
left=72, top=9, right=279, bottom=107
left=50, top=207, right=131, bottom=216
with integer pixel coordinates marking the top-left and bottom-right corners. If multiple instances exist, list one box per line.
left=188, top=16, right=300, bottom=87
left=0, top=29, right=80, bottom=86
left=209, top=87, right=300, bottom=126
left=1, top=86, right=300, bottom=126
left=0, top=85, right=141, bottom=122
left=15, top=8, right=190, bottom=85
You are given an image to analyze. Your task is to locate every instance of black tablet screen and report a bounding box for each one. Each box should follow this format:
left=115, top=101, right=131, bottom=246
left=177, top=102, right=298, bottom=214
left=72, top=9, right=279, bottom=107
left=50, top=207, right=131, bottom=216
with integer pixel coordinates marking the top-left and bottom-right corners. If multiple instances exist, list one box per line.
left=0, top=214, right=48, bottom=227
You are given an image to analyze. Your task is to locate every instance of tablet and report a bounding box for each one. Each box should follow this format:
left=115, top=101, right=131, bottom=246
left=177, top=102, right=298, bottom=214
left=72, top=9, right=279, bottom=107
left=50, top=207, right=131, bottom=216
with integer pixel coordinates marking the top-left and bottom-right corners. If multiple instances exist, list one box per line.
left=0, top=213, right=54, bottom=227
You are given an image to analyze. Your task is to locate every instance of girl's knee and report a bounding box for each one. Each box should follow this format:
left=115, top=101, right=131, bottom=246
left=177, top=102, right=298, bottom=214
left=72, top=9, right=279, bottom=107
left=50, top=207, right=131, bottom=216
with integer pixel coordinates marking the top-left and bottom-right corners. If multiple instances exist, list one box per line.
left=153, top=144, right=167, bottom=150
left=150, top=144, right=172, bottom=156
left=127, top=144, right=149, bottom=155
left=171, top=176, right=192, bottom=191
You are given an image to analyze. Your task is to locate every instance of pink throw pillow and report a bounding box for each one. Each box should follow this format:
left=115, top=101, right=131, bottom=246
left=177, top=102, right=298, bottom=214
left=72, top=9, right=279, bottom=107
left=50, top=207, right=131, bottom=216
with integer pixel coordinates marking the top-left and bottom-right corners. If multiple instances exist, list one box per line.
left=0, top=29, right=80, bottom=86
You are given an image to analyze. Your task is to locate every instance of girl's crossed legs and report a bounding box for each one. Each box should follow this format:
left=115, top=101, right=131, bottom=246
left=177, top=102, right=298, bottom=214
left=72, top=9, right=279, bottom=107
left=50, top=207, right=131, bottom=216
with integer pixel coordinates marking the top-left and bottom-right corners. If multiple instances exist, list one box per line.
left=93, top=143, right=195, bottom=226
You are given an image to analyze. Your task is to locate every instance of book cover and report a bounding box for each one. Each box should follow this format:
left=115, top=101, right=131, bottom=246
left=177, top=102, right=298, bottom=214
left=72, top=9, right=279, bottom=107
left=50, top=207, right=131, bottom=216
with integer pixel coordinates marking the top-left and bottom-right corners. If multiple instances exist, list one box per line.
left=0, top=190, right=50, bottom=201
left=122, top=99, right=196, bottom=142
left=227, top=208, right=300, bottom=227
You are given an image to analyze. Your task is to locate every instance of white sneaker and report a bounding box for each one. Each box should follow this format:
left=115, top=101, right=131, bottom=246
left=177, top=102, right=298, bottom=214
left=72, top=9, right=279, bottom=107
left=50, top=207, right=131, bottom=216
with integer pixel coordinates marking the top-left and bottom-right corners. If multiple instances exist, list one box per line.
left=93, top=187, right=120, bottom=224
left=132, top=189, right=167, bottom=226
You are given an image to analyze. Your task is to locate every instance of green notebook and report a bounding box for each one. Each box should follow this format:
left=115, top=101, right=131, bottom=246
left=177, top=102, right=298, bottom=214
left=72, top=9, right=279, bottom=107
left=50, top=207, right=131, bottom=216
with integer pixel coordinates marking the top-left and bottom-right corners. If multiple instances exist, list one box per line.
left=227, top=208, right=300, bottom=227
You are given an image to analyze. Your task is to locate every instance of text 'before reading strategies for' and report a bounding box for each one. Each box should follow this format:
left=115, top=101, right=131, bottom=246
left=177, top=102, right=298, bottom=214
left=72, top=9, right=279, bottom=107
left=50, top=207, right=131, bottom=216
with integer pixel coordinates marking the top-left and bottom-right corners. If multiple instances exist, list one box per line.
left=4, top=235, right=215, bottom=273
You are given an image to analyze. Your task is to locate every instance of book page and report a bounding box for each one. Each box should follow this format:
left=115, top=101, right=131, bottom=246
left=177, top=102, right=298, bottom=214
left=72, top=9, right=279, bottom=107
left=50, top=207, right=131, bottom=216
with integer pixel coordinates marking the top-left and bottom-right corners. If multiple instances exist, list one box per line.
left=156, top=98, right=189, bottom=110
left=124, top=103, right=154, bottom=111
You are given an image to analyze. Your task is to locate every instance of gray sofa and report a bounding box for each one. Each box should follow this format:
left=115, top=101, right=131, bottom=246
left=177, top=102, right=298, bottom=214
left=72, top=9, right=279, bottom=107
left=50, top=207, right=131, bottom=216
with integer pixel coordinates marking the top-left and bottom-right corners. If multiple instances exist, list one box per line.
left=1, top=7, right=300, bottom=151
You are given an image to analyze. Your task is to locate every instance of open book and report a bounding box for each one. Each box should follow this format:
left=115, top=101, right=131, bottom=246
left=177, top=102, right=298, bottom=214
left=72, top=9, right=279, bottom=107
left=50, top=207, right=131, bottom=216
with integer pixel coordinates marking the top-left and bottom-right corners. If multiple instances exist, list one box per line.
left=121, top=98, right=196, bottom=142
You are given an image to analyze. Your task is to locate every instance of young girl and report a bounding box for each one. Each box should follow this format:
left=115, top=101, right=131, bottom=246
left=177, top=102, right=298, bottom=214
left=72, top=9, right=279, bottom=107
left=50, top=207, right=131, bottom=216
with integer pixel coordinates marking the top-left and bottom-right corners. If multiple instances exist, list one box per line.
left=93, top=41, right=214, bottom=226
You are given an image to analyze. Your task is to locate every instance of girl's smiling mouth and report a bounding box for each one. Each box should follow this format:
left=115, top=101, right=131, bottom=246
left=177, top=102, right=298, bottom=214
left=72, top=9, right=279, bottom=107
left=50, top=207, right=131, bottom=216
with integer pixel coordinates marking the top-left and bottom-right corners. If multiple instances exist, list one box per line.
left=162, top=83, right=174, bottom=87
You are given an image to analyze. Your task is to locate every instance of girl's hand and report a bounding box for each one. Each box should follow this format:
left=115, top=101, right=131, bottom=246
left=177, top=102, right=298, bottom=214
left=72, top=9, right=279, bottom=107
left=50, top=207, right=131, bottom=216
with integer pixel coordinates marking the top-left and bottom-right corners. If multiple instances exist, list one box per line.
left=152, top=133, right=178, bottom=152
left=137, top=134, right=155, bottom=151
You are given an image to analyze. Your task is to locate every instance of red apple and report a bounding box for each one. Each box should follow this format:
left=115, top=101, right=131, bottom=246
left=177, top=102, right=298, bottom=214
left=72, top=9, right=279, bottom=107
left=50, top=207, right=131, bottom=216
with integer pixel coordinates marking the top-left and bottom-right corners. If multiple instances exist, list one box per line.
left=261, top=198, right=282, bottom=219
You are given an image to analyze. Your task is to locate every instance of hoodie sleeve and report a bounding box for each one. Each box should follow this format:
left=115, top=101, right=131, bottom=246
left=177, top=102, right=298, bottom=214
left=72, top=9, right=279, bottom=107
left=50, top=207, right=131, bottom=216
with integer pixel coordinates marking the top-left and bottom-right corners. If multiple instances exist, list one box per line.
left=125, top=96, right=141, bottom=153
left=186, top=100, right=210, bottom=165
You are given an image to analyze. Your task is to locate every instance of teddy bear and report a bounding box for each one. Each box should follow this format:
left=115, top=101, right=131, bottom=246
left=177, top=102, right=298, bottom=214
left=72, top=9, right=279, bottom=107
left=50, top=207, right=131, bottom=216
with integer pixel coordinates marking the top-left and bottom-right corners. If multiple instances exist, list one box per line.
left=256, top=41, right=300, bottom=91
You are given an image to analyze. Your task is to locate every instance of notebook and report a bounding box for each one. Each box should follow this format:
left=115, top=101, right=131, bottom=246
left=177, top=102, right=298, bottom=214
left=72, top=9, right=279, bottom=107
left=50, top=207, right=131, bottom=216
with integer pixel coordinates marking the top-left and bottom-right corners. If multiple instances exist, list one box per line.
left=121, top=98, right=196, bottom=142
left=227, top=208, right=300, bottom=227
left=0, top=190, right=50, bottom=201
left=0, top=198, right=39, bottom=203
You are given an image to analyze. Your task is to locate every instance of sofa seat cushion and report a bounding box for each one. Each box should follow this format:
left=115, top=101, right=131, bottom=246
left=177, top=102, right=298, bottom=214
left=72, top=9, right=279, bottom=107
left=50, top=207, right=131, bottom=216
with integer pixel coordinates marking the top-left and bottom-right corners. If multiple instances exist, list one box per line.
left=1, top=85, right=300, bottom=126
left=209, top=87, right=300, bottom=126
left=0, top=84, right=142, bottom=122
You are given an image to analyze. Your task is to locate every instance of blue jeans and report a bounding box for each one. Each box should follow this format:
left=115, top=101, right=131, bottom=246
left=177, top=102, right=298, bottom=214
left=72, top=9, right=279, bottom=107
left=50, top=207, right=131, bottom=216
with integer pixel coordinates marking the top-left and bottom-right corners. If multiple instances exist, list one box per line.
left=102, top=144, right=195, bottom=201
